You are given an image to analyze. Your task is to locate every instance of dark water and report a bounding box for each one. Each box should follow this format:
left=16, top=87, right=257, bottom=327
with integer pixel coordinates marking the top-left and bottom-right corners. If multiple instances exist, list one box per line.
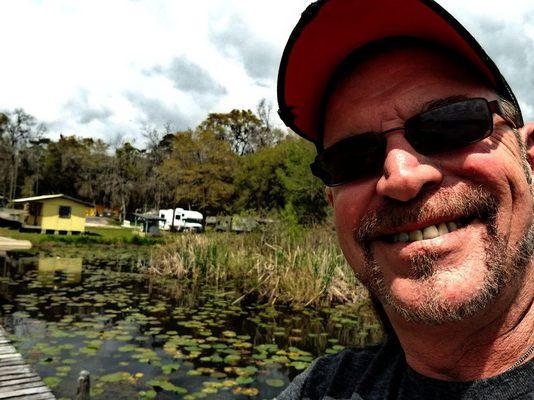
left=0, top=252, right=383, bottom=400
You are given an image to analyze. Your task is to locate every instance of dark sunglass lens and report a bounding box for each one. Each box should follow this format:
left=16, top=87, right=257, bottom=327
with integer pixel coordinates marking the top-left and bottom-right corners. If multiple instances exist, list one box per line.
left=405, top=99, right=493, bottom=154
left=311, top=133, right=385, bottom=185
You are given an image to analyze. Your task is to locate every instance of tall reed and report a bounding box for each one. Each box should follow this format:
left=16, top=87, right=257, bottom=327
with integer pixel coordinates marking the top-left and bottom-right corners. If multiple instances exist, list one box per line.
left=148, top=223, right=370, bottom=307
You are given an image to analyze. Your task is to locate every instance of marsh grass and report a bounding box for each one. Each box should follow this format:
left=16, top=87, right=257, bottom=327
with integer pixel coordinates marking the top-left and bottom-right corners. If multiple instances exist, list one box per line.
left=149, top=223, right=370, bottom=307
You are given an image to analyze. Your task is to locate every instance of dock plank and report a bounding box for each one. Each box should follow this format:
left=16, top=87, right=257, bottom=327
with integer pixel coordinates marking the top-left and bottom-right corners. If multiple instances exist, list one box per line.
left=0, top=373, right=40, bottom=383
left=0, top=360, right=25, bottom=369
left=0, top=385, right=53, bottom=399
left=0, top=326, right=56, bottom=399
left=0, top=376, right=42, bottom=388
left=0, top=380, right=46, bottom=392
left=4, top=393, right=55, bottom=400
left=0, top=354, right=22, bottom=360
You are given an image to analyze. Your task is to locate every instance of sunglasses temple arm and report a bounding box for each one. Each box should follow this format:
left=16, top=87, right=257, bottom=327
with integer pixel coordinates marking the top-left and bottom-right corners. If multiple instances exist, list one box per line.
left=490, top=100, right=519, bottom=129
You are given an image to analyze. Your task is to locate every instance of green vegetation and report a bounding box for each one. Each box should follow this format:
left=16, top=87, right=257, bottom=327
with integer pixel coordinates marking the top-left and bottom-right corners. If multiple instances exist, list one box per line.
left=3, top=261, right=382, bottom=400
left=86, top=226, right=163, bottom=245
left=1, top=221, right=363, bottom=308
left=0, top=105, right=375, bottom=400
left=150, top=223, right=367, bottom=307
left=0, top=104, right=327, bottom=224
left=0, top=226, right=162, bottom=245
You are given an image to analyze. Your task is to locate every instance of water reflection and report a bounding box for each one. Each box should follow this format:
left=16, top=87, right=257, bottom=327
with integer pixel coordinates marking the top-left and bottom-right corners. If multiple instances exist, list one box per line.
left=0, top=251, right=384, bottom=400
left=38, top=257, right=82, bottom=284
left=0, top=253, right=83, bottom=302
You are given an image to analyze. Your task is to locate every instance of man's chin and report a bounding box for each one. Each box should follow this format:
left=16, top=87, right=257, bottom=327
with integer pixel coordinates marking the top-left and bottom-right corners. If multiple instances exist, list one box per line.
left=362, top=230, right=532, bottom=325
left=375, top=267, right=500, bottom=325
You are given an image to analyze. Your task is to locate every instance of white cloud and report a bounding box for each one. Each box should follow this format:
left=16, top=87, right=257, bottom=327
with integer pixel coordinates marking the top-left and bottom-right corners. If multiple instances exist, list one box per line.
left=0, top=0, right=532, bottom=145
left=437, top=0, right=534, bottom=121
left=0, top=0, right=310, bottom=143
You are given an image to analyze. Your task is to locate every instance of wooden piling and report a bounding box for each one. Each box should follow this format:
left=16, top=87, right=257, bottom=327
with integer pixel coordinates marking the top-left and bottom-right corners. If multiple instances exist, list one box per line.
left=76, top=370, right=90, bottom=400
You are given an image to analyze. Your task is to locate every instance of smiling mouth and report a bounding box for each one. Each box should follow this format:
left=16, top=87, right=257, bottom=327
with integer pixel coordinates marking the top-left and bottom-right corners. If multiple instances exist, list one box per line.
left=380, top=216, right=477, bottom=244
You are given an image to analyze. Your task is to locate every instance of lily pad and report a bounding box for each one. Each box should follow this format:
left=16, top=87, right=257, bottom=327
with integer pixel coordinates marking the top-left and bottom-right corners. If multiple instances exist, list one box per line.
left=161, top=362, right=181, bottom=374
left=43, top=376, right=62, bottom=388
left=147, top=378, right=187, bottom=394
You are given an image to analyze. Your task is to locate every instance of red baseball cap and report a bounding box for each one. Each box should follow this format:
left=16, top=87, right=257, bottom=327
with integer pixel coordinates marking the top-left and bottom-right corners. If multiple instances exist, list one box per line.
left=277, top=0, right=523, bottom=144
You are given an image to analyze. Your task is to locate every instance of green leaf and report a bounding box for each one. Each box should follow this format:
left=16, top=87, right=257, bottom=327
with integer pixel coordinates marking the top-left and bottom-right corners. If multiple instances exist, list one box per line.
left=161, top=363, right=181, bottom=374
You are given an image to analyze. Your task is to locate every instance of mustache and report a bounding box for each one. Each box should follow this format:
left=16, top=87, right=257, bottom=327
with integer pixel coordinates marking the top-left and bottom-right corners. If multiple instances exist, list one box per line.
left=354, top=184, right=499, bottom=242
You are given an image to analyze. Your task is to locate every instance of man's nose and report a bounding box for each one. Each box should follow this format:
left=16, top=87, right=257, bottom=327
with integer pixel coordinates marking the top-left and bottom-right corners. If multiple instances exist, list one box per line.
left=375, top=132, right=443, bottom=202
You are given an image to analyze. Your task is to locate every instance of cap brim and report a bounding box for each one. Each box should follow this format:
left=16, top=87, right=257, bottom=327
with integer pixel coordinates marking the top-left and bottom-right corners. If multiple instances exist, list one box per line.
left=278, top=0, right=521, bottom=143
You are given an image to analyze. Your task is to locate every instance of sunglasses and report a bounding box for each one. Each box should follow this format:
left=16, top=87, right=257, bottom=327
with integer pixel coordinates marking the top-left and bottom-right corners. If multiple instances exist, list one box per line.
left=311, top=98, right=520, bottom=186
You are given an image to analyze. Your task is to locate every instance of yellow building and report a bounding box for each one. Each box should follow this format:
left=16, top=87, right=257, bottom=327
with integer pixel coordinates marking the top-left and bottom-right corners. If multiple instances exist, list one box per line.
left=11, top=194, right=94, bottom=234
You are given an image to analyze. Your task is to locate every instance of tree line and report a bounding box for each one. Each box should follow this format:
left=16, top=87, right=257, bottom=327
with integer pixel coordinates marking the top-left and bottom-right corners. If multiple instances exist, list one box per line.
left=0, top=102, right=328, bottom=224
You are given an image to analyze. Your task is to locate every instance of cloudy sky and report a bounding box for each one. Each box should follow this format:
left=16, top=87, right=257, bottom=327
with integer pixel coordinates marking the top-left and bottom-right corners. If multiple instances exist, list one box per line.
left=0, top=0, right=533, bottom=146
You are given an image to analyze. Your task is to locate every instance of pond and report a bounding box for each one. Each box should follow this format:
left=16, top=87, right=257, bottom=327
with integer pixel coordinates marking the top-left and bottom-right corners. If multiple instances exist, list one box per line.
left=0, top=251, right=383, bottom=400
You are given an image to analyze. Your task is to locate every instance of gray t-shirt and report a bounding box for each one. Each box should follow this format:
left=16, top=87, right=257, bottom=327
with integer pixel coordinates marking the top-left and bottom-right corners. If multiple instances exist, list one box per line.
left=276, top=336, right=533, bottom=399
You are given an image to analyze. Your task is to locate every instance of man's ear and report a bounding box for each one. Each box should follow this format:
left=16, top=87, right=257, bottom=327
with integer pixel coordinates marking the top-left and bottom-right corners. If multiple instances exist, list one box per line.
left=521, top=122, right=534, bottom=171
left=325, top=187, right=334, bottom=207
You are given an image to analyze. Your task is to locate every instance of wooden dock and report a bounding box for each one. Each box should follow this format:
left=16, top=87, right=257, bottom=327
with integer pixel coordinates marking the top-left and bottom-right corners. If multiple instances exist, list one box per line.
left=0, top=326, right=56, bottom=399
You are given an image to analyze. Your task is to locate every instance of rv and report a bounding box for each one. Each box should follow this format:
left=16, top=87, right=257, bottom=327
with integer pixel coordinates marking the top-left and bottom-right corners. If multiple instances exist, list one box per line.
left=159, top=208, right=203, bottom=232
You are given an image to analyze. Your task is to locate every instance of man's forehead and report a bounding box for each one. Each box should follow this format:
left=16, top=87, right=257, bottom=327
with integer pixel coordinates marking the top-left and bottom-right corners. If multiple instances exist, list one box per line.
left=322, top=45, right=495, bottom=144
left=325, top=46, right=489, bottom=111
left=328, top=44, right=490, bottom=102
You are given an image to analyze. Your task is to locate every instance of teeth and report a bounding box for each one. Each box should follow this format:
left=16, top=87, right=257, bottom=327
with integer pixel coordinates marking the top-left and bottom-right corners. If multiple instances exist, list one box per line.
left=409, top=230, right=423, bottom=242
left=447, top=222, right=458, bottom=231
left=390, top=218, right=469, bottom=243
left=398, top=232, right=409, bottom=243
left=423, top=225, right=439, bottom=239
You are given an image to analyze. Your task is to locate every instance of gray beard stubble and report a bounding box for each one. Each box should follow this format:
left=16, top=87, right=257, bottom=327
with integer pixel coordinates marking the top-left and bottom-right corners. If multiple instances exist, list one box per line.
left=355, top=185, right=534, bottom=324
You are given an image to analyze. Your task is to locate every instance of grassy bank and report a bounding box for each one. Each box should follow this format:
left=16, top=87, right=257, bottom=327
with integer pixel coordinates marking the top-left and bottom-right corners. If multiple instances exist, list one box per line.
left=0, top=226, right=163, bottom=246
left=1, top=224, right=371, bottom=307
left=149, top=224, right=370, bottom=307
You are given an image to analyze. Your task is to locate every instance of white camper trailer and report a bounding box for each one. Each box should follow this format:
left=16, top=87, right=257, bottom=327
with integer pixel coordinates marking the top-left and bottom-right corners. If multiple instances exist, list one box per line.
left=159, top=208, right=203, bottom=232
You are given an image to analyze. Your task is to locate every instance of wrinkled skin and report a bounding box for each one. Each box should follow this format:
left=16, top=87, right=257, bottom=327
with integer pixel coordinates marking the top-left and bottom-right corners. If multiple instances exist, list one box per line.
left=324, top=46, right=534, bottom=379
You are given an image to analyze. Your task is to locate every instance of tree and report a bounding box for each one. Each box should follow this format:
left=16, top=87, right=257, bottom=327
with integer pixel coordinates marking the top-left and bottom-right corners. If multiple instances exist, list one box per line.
left=256, top=98, right=283, bottom=148
left=106, top=141, right=145, bottom=221
left=158, top=129, right=237, bottom=215
left=140, top=124, right=176, bottom=211
left=18, top=138, right=50, bottom=197
left=0, top=109, right=46, bottom=199
left=277, top=138, right=328, bottom=224
left=234, top=136, right=328, bottom=224
left=198, top=109, right=266, bottom=155
left=40, top=135, right=110, bottom=203
left=233, top=143, right=287, bottom=212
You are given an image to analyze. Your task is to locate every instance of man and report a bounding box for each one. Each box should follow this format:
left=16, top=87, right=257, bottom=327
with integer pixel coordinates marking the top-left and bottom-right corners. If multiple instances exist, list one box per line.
left=276, top=0, right=533, bottom=399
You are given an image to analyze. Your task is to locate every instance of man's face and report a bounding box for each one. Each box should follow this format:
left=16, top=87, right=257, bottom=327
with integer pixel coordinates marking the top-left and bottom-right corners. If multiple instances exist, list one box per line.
left=324, top=46, right=534, bottom=324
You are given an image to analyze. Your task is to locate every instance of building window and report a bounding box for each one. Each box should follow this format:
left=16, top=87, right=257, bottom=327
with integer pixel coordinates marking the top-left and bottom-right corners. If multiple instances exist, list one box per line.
left=59, top=205, right=72, bottom=218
